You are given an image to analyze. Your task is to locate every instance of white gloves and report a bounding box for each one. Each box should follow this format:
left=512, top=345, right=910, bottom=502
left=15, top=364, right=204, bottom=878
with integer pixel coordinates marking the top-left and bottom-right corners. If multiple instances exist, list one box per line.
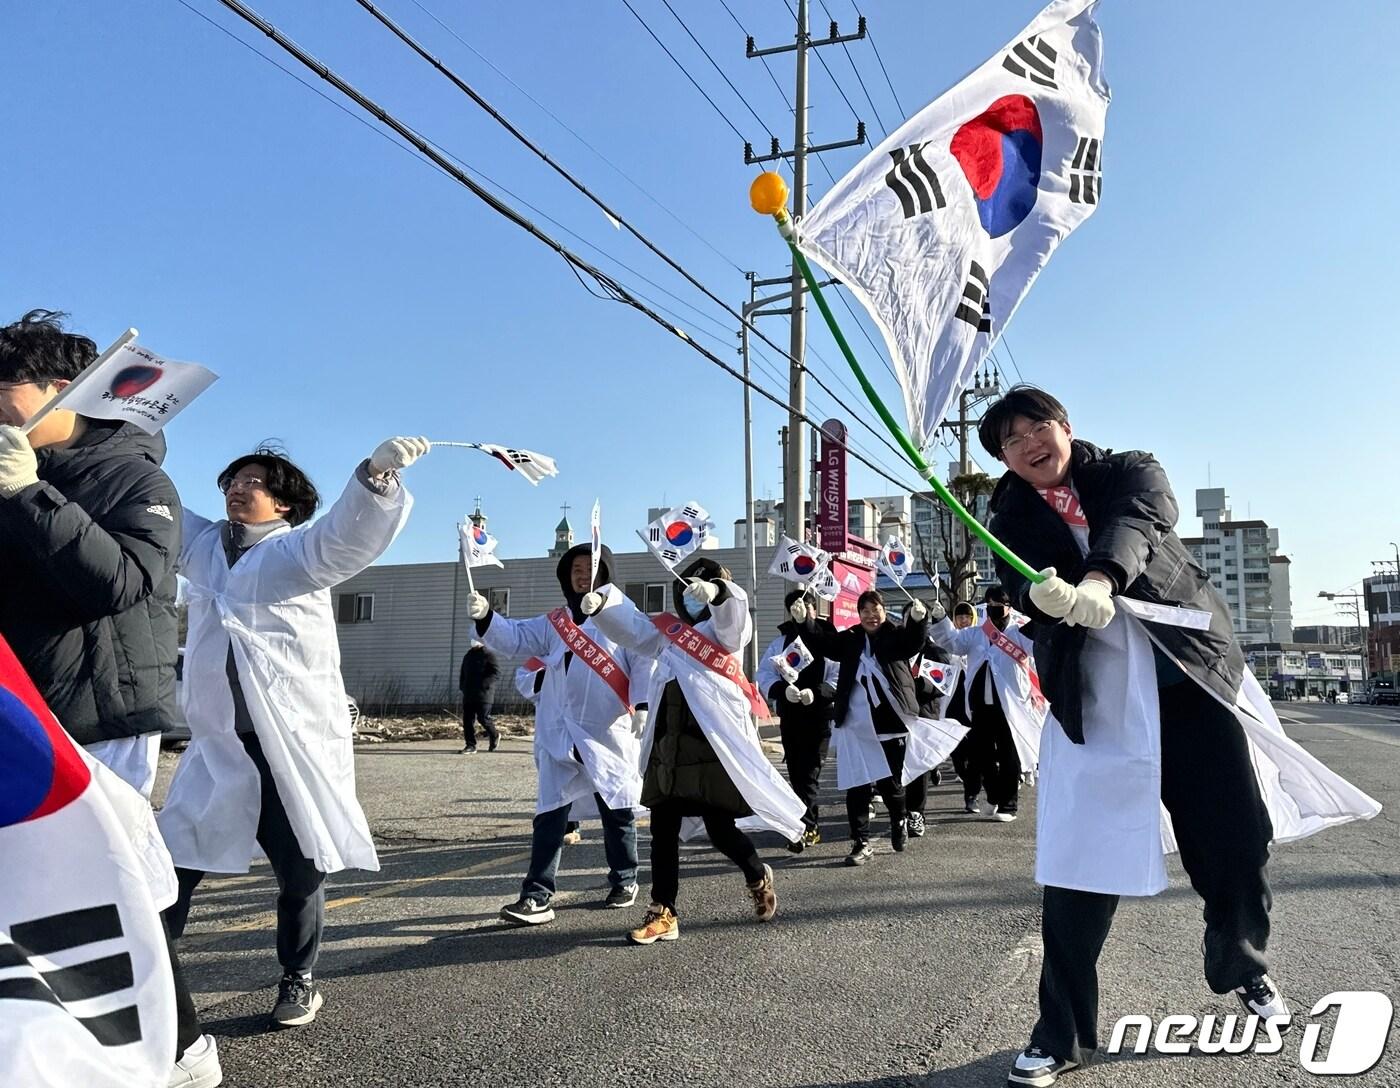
left=1069, top=578, right=1116, bottom=629
left=788, top=599, right=809, bottom=623
left=630, top=707, right=648, bottom=738
left=925, top=598, right=946, bottom=622
left=369, top=436, right=430, bottom=476
left=0, top=426, right=39, bottom=498
left=683, top=578, right=718, bottom=610
left=784, top=685, right=815, bottom=706
left=907, top=599, right=928, bottom=622
left=466, top=592, right=490, bottom=620
left=579, top=591, right=604, bottom=616
left=1029, top=567, right=1077, bottom=618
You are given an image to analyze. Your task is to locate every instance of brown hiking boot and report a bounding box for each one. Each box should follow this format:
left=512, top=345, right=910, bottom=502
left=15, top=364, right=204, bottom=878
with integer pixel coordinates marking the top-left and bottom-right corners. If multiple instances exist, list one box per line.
left=627, top=903, right=679, bottom=945
left=746, top=863, right=777, bottom=922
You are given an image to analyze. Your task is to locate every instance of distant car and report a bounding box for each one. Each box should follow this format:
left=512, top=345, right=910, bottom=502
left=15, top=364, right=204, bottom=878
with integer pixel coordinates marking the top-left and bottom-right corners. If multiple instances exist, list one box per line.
left=1371, top=685, right=1400, bottom=707
left=162, top=648, right=365, bottom=743
left=1335, top=691, right=1350, bottom=704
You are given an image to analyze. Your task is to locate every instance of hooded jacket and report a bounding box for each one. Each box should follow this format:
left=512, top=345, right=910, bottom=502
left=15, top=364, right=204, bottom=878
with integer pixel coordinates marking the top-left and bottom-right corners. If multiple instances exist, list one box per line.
left=987, top=439, right=1242, bottom=743
left=0, top=419, right=181, bottom=745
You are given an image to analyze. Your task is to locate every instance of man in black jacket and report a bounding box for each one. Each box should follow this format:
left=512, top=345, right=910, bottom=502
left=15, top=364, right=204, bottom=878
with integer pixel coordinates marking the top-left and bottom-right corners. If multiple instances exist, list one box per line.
left=0, top=310, right=219, bottom=1086
left=756, top=588, right=837, bottom=851
left=459, top=641, right=499, bottom=753
left=0, top=310, right=181, bottom=797
left=980, top=386, right=1281, bottom=1088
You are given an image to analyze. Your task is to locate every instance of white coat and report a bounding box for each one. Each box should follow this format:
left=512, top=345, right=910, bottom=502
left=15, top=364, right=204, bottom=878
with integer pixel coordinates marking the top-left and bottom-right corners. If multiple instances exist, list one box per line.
left=929, top=613, right=1047, bottom=768
left=590, top=581, right=806, bottom=843
left=1035, top=518, right=1381, bottom=896
left=480, top=611, right=654, bottom=814
left=157, top=469, right=411, bottom=874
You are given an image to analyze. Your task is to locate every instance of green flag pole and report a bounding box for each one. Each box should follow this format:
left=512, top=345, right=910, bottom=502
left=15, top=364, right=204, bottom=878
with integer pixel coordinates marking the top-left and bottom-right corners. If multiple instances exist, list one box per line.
left=748, top=171, right=1043, bottom=586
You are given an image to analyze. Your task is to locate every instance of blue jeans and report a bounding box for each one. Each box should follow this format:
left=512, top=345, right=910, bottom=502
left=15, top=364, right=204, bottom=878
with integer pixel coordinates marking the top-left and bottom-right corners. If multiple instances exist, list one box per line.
left=522, top=793, right=638, bottom=904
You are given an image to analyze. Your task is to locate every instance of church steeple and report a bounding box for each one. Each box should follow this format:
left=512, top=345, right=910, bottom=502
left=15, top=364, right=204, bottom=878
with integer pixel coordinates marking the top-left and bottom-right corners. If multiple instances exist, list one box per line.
left=468, top=495, right=486, bottom=531
left=549, top=501, right=574, bottom=557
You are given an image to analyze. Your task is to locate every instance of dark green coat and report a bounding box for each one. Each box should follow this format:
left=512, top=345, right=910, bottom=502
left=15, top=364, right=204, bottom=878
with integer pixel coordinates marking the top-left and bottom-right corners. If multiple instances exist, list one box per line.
left=641, top=679, right=751, bottom=816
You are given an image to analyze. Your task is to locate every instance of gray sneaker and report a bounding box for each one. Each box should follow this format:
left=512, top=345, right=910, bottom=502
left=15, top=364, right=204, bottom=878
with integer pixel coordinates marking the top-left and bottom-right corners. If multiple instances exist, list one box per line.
left=272, top=974, right=323, bottom=1028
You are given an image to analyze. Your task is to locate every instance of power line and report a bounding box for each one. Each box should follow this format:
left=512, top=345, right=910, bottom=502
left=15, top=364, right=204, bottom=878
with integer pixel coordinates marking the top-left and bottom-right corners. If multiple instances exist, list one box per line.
left=849, top=0, right=906, bottom=118
left=408, top=0, right=746, bottom=274
left=817, top=0, right=887, bottom=137
left=197, top=0, right=930, bottom=501
left=349, top=0, right=916, bottom=481
left=715, top=0, right=793, bottom=115
left=618, top=0, right=754, bottom=149
left=657, top=0, right=776, bottom=142
left=783, top=0, right=860, bottom=127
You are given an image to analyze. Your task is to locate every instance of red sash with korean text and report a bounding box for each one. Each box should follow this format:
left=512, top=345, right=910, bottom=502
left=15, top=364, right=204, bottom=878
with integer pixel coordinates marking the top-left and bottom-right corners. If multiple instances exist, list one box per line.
left=1037, top=486, right=1088, bottom=529
left=651, top=614, right=768, bottom=719
left=548, top=609, right=632, bottom=712
left=982, top=619, right=1047, bottom=714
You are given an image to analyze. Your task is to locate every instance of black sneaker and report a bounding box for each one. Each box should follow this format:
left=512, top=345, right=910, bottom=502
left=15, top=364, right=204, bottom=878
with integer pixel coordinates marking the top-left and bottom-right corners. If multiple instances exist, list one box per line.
left=500, top=897, right=555, bottom=926
left=463, top=746, right=478, bottom=755
left=604, top=884, right=639, bottom=909
left=891, top=818, right=908, bottom=852
left=1007, top=1046, right=1078, bottom=1087
left=845, top=841, right=873, bottom=866
left=907, top=811, right=926, bottom=837
left=272, top=973, right=324, bottom=1028
left=786, top=836, right=806, bottom=854
left=487, top=737, right=499, bottom=752
left=1235, top=973, right=1289, bottom=1022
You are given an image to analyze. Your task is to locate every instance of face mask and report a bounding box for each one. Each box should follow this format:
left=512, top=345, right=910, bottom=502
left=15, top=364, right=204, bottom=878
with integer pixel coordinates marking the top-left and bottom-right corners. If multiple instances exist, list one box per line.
left=987, top=605, right=1008, bottom=621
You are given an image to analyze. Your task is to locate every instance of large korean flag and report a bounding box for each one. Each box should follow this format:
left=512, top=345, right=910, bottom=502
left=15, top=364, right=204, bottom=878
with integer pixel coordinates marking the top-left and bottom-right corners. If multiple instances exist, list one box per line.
left=0, top=635, right=178, bottom=1088
left=795, top=0, right=1109, bottom=449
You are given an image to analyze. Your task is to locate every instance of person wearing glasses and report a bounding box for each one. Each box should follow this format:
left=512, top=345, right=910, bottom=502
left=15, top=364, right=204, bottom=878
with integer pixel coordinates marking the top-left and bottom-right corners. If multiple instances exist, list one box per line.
left=980, top=386, right=1379, bottom=1088
left=159, top=437, right=428, bottom=1032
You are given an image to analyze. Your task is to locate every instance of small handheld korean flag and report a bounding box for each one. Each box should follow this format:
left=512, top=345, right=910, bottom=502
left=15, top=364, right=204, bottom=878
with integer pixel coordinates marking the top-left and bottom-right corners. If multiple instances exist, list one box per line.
left=473, top=444, right=558, bottom=485
left=916, top=656, right=963, bottom=698
left=879, top=536, right=914, bottom=585
left=638, top=502, right=713, bottom=571
left=589, top=499, right=602, bottom=591
left=23, top=336, right=217, bottom=437
left=772, top=637, right=815, bottom=685
left=0, top=634, right=179, bottom=1088
left=809, top=564, right=841, bottom=603
left=460, top=521, right=504, bottom=571
left=767, top=535, right=830, bottom=584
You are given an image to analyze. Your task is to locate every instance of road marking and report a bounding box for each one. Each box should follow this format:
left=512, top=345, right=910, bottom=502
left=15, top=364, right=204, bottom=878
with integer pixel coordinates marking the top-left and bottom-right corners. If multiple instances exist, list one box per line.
left=1279, top=713, right=1400, bottom=749
left=182, top=847, right=533, bottom=946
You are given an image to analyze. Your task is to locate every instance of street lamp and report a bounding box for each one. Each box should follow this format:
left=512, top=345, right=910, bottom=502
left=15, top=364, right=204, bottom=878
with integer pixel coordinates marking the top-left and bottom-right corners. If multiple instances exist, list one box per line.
left=1318, top=590, right=1369, bottom=693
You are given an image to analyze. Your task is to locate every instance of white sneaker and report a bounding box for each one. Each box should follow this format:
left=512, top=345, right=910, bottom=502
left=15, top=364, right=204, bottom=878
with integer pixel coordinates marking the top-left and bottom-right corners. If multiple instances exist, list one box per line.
left=169, top=1034, right=223, bottom=1088
left=989, top=807, right=1017, bottom=823
left=1007, top=1046, right=1078, bottom=1086
left=1235, top=973, right=1289, bottom=1021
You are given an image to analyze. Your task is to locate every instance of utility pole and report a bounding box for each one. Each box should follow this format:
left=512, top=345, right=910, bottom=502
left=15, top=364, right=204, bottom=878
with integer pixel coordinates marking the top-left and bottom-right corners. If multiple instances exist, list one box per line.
left=934, top=369, right=1001, bottom=602
left=745, top=2, right=865, bottom=540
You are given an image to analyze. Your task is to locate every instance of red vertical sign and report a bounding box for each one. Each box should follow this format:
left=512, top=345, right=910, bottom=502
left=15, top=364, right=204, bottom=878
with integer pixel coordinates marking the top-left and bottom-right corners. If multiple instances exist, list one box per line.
left=818, top=419, right=847, bottom=554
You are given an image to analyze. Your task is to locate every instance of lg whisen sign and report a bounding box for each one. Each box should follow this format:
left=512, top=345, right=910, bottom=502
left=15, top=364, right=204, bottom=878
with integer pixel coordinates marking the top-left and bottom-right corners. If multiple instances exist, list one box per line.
left=817, top=419, right=847, bottom=555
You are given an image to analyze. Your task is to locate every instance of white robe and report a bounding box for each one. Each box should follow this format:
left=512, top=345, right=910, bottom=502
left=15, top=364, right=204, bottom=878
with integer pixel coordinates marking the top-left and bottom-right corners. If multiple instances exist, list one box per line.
left=481, top=611, right=654, bottom=814
left=1035, top=518, right=1381, bottom=896
left=929, top=613, right=1047, bottom=768
left=590, top=582, right=806, bottom=843
left=831, top=647, right=968, bottom=790
left=158, top=469, right=411, bottom=874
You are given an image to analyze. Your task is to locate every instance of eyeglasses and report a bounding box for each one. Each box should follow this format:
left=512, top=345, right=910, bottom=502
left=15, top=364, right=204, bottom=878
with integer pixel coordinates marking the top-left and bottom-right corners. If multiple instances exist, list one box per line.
left=219, top=476, right=267, bottom=494
left=1000, top=419, right=1056, bottom=457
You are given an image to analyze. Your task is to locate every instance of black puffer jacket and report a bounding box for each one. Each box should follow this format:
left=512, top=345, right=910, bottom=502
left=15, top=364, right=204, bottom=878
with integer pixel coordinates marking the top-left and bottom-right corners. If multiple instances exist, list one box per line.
left=988, top=439, right=1242, bottom=743
left=800, top=613, right=928, bottom=726
left=0, top=420, right=181, bottom=744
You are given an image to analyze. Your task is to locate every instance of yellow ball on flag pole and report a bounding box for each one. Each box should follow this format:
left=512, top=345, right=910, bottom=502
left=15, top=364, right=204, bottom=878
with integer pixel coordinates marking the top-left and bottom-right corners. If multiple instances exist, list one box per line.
left=749, top=171, right=789, bottom=217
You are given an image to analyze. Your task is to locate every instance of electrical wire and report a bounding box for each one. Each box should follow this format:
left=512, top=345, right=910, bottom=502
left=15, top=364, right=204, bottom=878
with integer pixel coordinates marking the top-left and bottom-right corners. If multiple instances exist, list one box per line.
left=657, top=0, right=777, bottom=143
left=196, top=0, right=931, bottom=501
left=816, top=0, right=888, bottom=137
left=715, top=0, right=793, bottom=115
left=782, top=0, right=860, bottom=126
left=849, top=0, right=906, bottom=118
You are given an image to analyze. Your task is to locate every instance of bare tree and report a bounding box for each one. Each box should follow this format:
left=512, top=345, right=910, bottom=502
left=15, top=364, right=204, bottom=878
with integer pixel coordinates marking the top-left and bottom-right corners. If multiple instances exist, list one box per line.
left=912, top=472, right=996, bottom=611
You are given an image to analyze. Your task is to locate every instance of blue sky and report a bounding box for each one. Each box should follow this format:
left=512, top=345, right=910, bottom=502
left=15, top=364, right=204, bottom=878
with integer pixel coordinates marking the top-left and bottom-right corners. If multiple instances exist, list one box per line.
left=4, top=0, right=1396, bottom=628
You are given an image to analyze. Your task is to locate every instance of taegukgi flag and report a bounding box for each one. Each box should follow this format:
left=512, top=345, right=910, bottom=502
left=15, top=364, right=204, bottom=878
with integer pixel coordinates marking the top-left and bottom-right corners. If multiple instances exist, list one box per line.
left=771, top=637, right=815, bottom=685
left=460, top=520, right=504, bottom=570
left=795, top=0, right=1109, bottom=449
left=639, top=502, right=713, bottom=570
left=767, top=535, right=830, bottom=584
left=0, top=634, right=179, bottom=1088
left=44, top=341, right=217, bottom=436
left=473, top=443, right=558, bottom=486
left=915, top=655, right=963, bottom=698
left=878, top=536, right=914, bottom=585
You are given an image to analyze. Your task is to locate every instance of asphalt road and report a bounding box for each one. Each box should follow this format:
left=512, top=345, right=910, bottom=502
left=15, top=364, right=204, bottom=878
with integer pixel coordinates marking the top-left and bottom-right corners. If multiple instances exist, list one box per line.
left=158, top=702, right=1400, bottom=1087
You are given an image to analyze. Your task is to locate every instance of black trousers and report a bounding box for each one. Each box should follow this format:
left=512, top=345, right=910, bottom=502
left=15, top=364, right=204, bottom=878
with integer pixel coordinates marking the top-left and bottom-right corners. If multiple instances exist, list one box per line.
left=951, top=734, right=982, bottom=802
left=165, top=919, right=203, bottom=1057
left=905, top=770, right=928, bottom=816
left=779, top=716, right=830, bottom=831
left=1030, top=679, right=1274, bottom=1064
left=165, top=731, right=327, bottom=976
left=462, top=695, right=498, bottom=747
left=648, top=802, right=765, bottom=911
left=972, top=700, right=1021, bottom=812
left=846, top=736, right=907, bottom=841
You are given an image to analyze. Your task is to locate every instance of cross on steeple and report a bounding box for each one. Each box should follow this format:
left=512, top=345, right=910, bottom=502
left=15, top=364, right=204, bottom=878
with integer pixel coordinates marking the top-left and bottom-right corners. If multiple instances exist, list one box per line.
left=560, top=501, right=572, bottom=519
